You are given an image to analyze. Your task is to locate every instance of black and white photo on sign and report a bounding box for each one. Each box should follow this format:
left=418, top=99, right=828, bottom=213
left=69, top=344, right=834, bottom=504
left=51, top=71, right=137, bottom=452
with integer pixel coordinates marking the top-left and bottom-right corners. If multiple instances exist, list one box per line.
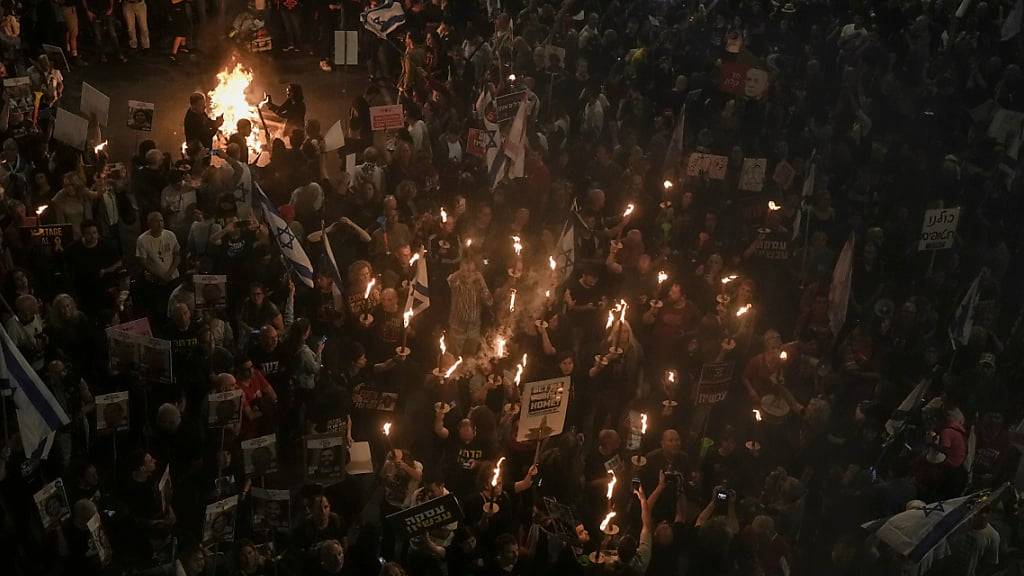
left=127, top=100, right=155, bottom=131
left=34, top=479, right=70, bottom=530
left=242, top=433, right=278, bottom=476
left=53, top=108, right=89, bottom=150
left=203, top=495, right=239, bottom=544
left=194, top=275, right=228, bottom=310
left=252, top=488, right=291, bottom=530
left=208, top=389, right=243, bottom=427
left=3, top=77, right=34, bottom=114
left=139, top=336, right=173, bottom=383
left=80, top=82, right=110, bottom=126
left=95, top=391, right=130, bottom=432
left=106, top=329, right=140, bottom=373
left=304, top=433, right=347, bottom=482
left=87, top=513, right=113, bottom=565
left=686, top=152, right=729, bottom=179
left=739, top=157, right=768, bottom=192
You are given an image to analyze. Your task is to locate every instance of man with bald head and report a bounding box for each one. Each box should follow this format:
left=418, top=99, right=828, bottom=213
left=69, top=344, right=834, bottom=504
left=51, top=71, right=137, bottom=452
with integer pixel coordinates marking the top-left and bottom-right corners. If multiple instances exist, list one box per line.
left=641, top=428, right=691, bottom=520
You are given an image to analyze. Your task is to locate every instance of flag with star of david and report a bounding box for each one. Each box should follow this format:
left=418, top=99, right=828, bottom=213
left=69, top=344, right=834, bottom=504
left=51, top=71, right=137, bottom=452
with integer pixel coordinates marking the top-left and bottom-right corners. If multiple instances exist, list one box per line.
left=255, top=184, right=314, bottom=288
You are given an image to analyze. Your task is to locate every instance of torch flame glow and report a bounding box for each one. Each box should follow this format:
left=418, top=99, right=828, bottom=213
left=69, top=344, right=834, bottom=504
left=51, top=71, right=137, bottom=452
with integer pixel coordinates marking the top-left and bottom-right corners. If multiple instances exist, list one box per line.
left=545, top=289, right=551, bottom=298
left=509, top=289, right=517, bottom=313
left=512, top=236, right=522, bottom=256
left=490, top=457, right=506, bottom=487
left=606, top=471, right=617, bottom=500
left=779, top=350, right=788, bottom=361
left=768, top=201, right=782, bottom=211
left=736, top=304, right=752, bottom=317
left=641, top=413, right=648, bottom=435
left=181, top=141, right=188, bottom=157
left=409, top=252, right=421, bottom=266
left=35, top=205, right=48, bottom=216
left=465, top=238, right=473, bottom=247
left=383, top=422, right=392, bottom=436
left=549, top=256, right=557, bottom=271
left=623, top=204, right=635, bottom=218
left=403, top=308, right=413, bottom=328
left=439, top=335, right=446, bottom=356
left=606, top=310, right=616, bottom=330
left=600, top=511, right=617, bottom=531
left=721, top=274, right=739, bottom=285
left=93, top=140, right=108, bottom=155
left=444, top=356, right=463, bottom=379
left=753, top=409, right=762, bottom=422
left=208, top=63, right=262, bottom=158
left=521, top=354, right=527, bottom=370
left=364, top=278, right=376, bottom=300
left=495, top=336, right=506, bottom=358
left=663, top=180, right=673, bottom=190
left=657, top=271, right=668, bottom=284
left=440, top=207, right=448, bottom=223
left=618, top=299, right=628, bottom=322
left=514, top=363, right=524, bottom=386
left=667, top=370, right=676, bottom=383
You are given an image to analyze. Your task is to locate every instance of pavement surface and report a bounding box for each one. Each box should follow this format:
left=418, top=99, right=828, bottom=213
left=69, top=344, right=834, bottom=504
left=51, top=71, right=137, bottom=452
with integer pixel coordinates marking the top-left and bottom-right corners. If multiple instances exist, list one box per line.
left=59, top=16, right=368, bottom=164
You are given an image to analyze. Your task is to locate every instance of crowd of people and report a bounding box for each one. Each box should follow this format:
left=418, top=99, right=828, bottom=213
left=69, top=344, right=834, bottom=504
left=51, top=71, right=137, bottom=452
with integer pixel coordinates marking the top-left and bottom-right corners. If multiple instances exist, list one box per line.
left=1, top=0, right=1024, bottom=575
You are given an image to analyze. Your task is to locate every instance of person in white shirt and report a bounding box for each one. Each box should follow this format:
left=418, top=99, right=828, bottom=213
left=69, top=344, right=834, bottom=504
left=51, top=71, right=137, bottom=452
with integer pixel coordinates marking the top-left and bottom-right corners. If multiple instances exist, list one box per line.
left=4, top=294, right=46, bottom=370
left=136, top=211, right=181, bottom=321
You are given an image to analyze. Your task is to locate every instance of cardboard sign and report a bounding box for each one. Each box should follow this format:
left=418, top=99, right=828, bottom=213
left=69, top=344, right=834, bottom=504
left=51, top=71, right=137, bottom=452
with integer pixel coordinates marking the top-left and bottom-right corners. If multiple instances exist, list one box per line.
left=3, top=77, right=33, bottom=114
left=324, top=120, right=346, bottom=152
left=625, top=409, right=643, bottom=451
left=127, top=100, right=154, bottom=132
left=686, top=152, right=728, bottom=179
left=34, top=479, right=70, bottom=530
left=208, top=389, right=242, bottom=427
left=386, top=493, right=463, bottom=538
left=495, top=90, right=526, bottom=123
left=252, top=488, right=291, bottom=530
left=773, top=160, right=795, bottom=191
left=466, top=128, right=491, bottom=157
left=370, top=104, right=404, bottom=131
left=107, top=329, right=140, bottom=373
left=333, top=30, right=359, bottom=65
left=739, top=157, right=768, bottom=192
left=86, top=513, right=113, bottom=565
left=304, top=432, right=347, bottom=483
left=42, top=44, right=70, bottom=71
left=516, top=376, right=571, bottom=441
left=80, top=82, right=110, bottom=126
left=194, top=275, right=227, bottom=310
left=919, top=207, right=961, bottom=251
left=718, top=61, right=751, bottom=96
left=110, top=317, right=152, bottom=336
left=346, top=441, right=373, bottom=475
left=695, top=362, right=734, bottom=405
left=242, top=433, right=278, bottom=476
left=345, top=153, right=356, bottom=175
left=202, top=495, right=239, bottom=544
left=351, top=388, right=398, bottom=411
left=139, top=336, right=173, bottom=383
left=95, top=391, right=130, bottom=432
left=20, top=224, right=73, bottom=250
left=54, top=108, right=89, bottom=150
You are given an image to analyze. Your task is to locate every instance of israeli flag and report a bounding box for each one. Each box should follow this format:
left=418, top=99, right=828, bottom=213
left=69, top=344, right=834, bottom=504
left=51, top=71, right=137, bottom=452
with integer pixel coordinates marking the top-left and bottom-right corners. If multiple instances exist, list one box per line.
left=256, top=184, right=314, bottom=288
left=361, top=1, right=406, bottom=39
left=410, top=250, right=430, bottom=315
left=1, top=325, right=70, bottom=458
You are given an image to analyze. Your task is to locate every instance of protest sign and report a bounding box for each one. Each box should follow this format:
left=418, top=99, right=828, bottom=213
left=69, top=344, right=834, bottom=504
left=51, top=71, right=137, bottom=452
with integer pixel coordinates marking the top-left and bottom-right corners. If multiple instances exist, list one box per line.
left=139, top=336, right=173, bottom=383
left=773, top=160, right=796, bottom=191
left=918, top=207, right=961, bottom=251
left=34, top=479, right=70, bottom=530
left=110, top=317, right=152, bottom=336
left=686, top=152, right=728, bottom=179
left=323, top=120, right=346, bottom=152
left=95, top=391, right=129, bottom=432
left=107, top=329, right=140, bottom=373
left=194, top=275, right=227, bottom=310
left=42, top=44, right=70, bottom=71
left=351, top=388, right=398, bottom=411
left=54, top=108, right=89, bottom=150
left=386, top=493, right=463, bottom=538
left=20, top=224, right=73, bottom=250
left=466, top=128, right=490, bottom=157
left=695, top=362, right=734, bottom=405
left=203, top=495, right=239, bottom=544
left=346, top=441, right=373, bottom=475
left=370, top=104, right=404, bottom=131
left=516, top=376, right=571, bottom=441
left=333, top=30, right=359, bottom=65
left=208, top=389, right=242, bottom=428
left=80, top=82, right=110, bottom=126
left=242, top=433, right=278, bottom=476
left=744, top=68, right=770, bottom=99
left=86, top=514, right=113, bottom=566
left=739, top=157, right=768, bottom=192
left=625, top=409, right=644, bottom=451
left=495, top=90, right=527, bottom=123
left=304, top=432, right=347, bottom=483
left=345, top=153, right=356, bottom=175
left=127, top=100, right=154, bottom=131
left=3, top=77, right=33, bottom=114
left=252, top=488, right=291, bottom=530
left=718, top=61, right=751, bottom=96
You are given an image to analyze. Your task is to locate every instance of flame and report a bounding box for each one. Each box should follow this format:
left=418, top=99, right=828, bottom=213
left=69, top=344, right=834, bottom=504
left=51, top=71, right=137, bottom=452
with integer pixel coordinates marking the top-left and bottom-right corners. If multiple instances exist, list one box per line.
left=663, top=180, right=673, bottom=190
left=779, top=350, right=788, bottom=361
left=768, top=201, right=782, bottom=211
left=439, top=335, right=446, bottom=356
left=521, top=354, right=528, bottom=369
left=444, top=356, right=463, bottom=378
left=495, top=336, right=506, bottom=358
left=512, top=236, right=522, bottom=256
left=35, top=205, right=48, bottom=216
left=509, top=289, right=517, bottom=313
left=600, top=511, right=617, bottom=531
left=409, top=252, right=421, bottom=266
left=657, top=271, right=668, bottom=284
left=549, top=256, right=557, bottom=271
left=465, top=238, right=473, bottom=247
left=181, top=141, right=188, bottom=157
left=383, top=422, right=392, bottom=436
left=508, top=73, right=517, bottom=82
left=721, top=274, right=739, bottom=285
left=513, top=363, right=524, bottom=386
left=623, top=204, right=635, bottom=218
left=606, top=310, right=615, bottom=330
left=545, top=289, right=551, bottom=298
left=618, top=299, right=627, bottom=323
left=640, top=413, right=648, bottom=435
left=752, top=409, right=762, bottom=422
left=403, top=308, right=413, bottom=328
left=364, top=278, right=376, bottom=300
left=736, top=304, right=751, bottom=317
left=208, top=63, right=262, bottom=158
left=667, top=370, right=676, bottom=383
left=440, top=207, right=448, bottom=223
left=606, top=471, right=616, bottom=500
left=490, top=456, right=506, bottom=487
left=93, top=140, right=108, bottom=155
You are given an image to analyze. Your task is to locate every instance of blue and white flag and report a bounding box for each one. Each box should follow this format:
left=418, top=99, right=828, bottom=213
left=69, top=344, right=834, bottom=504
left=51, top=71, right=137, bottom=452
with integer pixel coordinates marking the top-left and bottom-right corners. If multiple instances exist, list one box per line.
left=0, top=326, right=70, bottom=458
left=321, top=220, right=345, bottom=310
left=256, top=184, right=314, bottom=288
left=410, top=251, right=430, bottom=314
left=361, top=0, right=406, bottom=39
left=949, top=272, right=982, bottom=349
left=555, top=221, right=574, bottom=284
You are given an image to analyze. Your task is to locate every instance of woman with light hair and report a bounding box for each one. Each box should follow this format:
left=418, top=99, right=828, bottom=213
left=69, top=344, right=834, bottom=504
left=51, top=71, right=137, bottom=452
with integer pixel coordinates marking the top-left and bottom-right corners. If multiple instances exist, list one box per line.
left=51, top=170, right=98, bottom=239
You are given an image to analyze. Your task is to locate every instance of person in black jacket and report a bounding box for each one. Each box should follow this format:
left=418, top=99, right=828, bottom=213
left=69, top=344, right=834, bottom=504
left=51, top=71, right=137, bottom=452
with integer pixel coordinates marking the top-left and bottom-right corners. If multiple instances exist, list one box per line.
left=184, top=92, right=223, bottom=150
left=263, top=83, right=307, bottom=134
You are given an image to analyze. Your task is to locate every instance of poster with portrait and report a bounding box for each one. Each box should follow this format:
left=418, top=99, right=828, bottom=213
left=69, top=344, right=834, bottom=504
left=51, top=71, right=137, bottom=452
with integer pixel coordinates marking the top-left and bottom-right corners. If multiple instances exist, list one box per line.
left=516, top=376, right=571, bottom=441
left=686, top=152, right=728, bottom=180
left=139, top=336, right=173, bottom=383
left=106, top=329, right=140, bottom=373
left=303, top=432, right=347, bottom=484
left=202, top=495, right=239, bottom=544
left=3, top=77, right=33, bottom=114
left=95, top=391, right=130, bottom=432
left=251, top=488, right=291, bottom=531
left=127, top=100, right=154, bottom=132
left=208, top=389, right=242, bottom=428
left=739, top=157, right=768, bottom=192
left=86, top=513, right=113, bottom=566
left=773, top=160, right=796, bottom=191
left=194, top=275, right=228, bottom=310
left=242, top=433, right=278, bottom=476
left=34, top=479, right=70, bottom=530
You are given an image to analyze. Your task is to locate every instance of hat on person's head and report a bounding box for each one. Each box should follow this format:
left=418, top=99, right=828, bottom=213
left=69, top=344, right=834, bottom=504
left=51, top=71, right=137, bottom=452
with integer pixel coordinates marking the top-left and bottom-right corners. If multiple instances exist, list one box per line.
left=979, top=353, right=996, bottom=368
